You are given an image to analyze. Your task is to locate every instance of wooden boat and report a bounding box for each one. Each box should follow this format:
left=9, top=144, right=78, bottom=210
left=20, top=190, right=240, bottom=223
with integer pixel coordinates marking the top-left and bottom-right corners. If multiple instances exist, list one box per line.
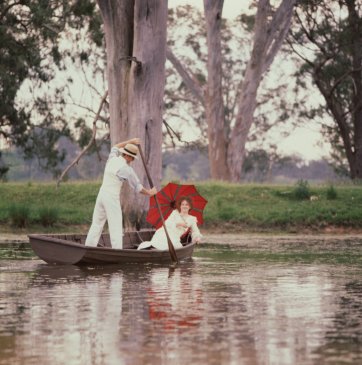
left=28, top=230, right=195, bottom=265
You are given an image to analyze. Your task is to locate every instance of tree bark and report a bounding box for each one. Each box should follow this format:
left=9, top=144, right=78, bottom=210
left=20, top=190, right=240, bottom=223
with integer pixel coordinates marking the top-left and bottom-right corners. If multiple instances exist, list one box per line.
left=168, top=0, right=295, bottom=182
left=203, top=0, right=230, bottom=180
left=97, top=0, right=134, bottom=144
left=227, top=0, right=295, bottom=181
left=97, top=0, right=168, bottom=229
left=123, top=0, right=168, bottom=229
left=166, top=46, right=205, bottom=105
left=307, top=0, right=362, bottom=180
left=346, top=0, right=362, bottom=179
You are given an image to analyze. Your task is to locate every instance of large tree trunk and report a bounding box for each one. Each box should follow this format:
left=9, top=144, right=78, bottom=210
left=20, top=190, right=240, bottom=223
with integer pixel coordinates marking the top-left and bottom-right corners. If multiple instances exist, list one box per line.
left=123, top=0, right=168, bottom=229
left=203, top=0, right=230, bottom=180
left=290, top=0, right=362, bottom=180
left=347, top=0, right=362, bottom=179
left=168, top=0, right=295, bottom=182
left=97, top=0, right=134, bottom=143
left=227, top=0, right=295, bottom=181
left=97, top=0, right=167, bottom=229
left=313, top=0, right=362, bottom=180
left=315, top=76, right=356, bottom=174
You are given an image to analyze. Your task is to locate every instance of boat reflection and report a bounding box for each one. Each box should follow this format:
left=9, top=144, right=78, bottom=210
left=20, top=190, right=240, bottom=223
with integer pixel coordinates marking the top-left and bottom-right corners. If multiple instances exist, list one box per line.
left=3, top=241, right=362, bottom=365
left=146, top=266, right=203, bottom=332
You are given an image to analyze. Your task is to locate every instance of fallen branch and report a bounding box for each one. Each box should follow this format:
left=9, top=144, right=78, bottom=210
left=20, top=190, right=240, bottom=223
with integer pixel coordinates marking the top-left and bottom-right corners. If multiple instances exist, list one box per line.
left=56, top=90, right=109, bottom=188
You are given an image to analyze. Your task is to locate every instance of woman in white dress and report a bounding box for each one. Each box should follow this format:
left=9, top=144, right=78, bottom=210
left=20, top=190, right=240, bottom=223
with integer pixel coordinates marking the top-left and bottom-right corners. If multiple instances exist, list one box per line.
left=137, top=196, right=202, bottom=250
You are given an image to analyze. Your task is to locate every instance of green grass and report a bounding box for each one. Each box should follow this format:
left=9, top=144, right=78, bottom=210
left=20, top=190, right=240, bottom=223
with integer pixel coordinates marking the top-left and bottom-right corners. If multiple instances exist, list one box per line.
left=0, top=181, right=98, bottom=228
left=197, top=181, right=362, bottom=231
left=37, top=206, right=59, bottom=227
left=0, top=180, right=362, bottom=233
left=8, top=203, right=31, bottom=228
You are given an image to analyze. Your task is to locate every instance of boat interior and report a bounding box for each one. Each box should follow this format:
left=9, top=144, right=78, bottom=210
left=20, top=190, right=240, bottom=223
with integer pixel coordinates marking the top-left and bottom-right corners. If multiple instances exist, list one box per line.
left=42, top=229, right=192, bottom=249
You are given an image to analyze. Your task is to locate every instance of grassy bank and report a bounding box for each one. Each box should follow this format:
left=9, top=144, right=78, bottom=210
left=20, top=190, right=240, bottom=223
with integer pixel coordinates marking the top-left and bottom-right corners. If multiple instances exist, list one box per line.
left=0, top=180, right=362, bottom=234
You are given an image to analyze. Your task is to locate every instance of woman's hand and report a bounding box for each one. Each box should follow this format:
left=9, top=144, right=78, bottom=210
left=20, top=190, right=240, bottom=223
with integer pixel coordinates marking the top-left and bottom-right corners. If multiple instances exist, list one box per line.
left=177, top=222, right=188, bottom=228
left=194, top=237, right=201, bottom=244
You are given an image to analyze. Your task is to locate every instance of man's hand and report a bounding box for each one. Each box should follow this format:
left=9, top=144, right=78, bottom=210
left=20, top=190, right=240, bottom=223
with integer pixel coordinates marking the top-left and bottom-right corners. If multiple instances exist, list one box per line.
left=148, top=187, right=157, bottom=196
left=140, top=186, right=157, bottom=196
left=114, top=137, right=140, bottom=149
left=128, top=137, right=140, bottom=145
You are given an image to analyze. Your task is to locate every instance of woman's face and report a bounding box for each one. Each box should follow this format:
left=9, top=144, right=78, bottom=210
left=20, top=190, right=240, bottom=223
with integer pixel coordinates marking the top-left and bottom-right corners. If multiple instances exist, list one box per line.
left=180, top=200, right=191, bottom=214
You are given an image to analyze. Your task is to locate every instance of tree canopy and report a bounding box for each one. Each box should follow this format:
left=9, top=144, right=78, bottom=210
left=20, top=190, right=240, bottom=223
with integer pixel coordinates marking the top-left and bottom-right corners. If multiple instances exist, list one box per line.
left=1, top=0, right=360, bottom=183
left=289, top=0, right=362, bottom=179
left=0, top=0, right=102, bottom=177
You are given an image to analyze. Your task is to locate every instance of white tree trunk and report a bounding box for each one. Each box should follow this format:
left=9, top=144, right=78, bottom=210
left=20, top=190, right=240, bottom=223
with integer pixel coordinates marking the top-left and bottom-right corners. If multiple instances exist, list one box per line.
left=97, top=0, right=167, bottom=229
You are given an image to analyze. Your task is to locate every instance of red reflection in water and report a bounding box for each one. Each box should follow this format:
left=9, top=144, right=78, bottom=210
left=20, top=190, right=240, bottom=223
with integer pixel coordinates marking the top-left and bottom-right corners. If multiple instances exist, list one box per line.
left=146, top=271, right=203, bottom=332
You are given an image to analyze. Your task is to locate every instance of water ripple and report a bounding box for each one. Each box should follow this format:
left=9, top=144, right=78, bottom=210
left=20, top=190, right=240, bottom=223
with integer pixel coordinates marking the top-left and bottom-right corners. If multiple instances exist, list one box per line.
left=1, top=241, right=362, bottom=364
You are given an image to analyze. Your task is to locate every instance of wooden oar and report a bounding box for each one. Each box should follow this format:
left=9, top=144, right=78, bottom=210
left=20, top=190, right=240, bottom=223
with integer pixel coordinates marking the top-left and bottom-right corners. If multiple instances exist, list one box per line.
left=138, top=145, right=178, bottom=264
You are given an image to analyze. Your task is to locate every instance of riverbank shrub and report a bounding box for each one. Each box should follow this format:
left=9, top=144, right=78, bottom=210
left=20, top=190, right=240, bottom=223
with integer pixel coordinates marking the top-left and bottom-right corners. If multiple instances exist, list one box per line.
left=37, top=207, right=59, bottom=227
left=326, top=185, right=338, bottom=200
left=293, top=179, right=311, bottom=200
left=8, top=204, right=31, bottom=228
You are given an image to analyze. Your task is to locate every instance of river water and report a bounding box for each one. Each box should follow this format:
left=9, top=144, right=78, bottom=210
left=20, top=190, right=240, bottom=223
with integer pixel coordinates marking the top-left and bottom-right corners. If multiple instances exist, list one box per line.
left=1, top=237, right=362, bottom=365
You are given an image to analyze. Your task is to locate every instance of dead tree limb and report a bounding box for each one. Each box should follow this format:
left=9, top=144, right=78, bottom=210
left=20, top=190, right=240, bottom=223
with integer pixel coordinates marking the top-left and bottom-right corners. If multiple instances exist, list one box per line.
left=56, top=90, right=109, bottom=188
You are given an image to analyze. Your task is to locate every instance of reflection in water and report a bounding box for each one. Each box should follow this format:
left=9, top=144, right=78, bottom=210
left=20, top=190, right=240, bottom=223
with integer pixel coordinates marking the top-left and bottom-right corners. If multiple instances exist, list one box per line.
left=314, top=280, right=362, bottom=363
left=1, top=242, right=362, bottom=364
left=146, top=268, right=203, bottom=331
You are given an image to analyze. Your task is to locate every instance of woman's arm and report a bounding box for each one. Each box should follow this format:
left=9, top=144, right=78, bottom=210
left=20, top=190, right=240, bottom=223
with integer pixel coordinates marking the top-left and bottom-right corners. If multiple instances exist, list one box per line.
left=190, top=217, right=202, bottom=243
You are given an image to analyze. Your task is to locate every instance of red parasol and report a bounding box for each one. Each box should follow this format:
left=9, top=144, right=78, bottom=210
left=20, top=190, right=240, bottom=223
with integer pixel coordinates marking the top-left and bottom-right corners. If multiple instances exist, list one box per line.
left=146, top=182, right=208, bottom=229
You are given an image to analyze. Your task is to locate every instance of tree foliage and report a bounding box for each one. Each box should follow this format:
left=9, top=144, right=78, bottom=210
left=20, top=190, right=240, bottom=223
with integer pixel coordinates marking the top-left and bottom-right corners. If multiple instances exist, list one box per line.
left=0, top=0, right=102, bottom=177
left=289, top=0, right=362, bottom=179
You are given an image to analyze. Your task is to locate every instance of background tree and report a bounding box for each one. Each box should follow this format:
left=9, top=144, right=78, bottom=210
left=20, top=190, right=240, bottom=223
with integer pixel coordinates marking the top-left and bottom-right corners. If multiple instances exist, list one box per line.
left=289, top=0, right=362, bottom=179
left=96, top=0, right=167, bottom=229
left=0, top=0, right=103, bottom=178
left=166, top=3, right=296, bottom=175
left=167, top=0, right=296, bottom=182
left=227, top=0, right=296, bottom=181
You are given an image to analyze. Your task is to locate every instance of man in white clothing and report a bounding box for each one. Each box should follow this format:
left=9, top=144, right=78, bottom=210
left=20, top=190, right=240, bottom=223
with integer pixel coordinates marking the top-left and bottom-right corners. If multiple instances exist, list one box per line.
left=85, top=138, right=157, bottom=249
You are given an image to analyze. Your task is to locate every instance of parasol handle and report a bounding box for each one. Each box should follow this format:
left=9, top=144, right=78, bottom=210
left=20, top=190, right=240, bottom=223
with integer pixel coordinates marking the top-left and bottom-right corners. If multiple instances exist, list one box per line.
left=138, top=145, right=178, bottom=264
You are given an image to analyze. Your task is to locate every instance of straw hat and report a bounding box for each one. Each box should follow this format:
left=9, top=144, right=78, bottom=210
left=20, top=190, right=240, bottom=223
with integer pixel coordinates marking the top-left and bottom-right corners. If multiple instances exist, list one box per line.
left=119, top=143, right=139, bottom=159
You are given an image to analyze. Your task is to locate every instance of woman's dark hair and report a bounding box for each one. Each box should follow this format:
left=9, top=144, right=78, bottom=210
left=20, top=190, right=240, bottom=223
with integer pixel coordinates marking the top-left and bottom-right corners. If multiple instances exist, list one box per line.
left=176, top=196, right=193, bottom=212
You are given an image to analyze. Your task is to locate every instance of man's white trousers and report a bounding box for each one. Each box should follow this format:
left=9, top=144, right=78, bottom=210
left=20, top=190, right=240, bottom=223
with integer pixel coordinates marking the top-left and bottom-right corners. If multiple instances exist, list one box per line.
left=85, top=190, right=123, bottom=249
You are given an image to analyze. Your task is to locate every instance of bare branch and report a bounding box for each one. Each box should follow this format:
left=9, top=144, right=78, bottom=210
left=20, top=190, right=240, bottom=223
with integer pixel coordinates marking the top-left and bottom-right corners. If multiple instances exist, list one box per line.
left=163, top=119, right=190, bottom=148
left=328, top=67, right=362, bottom=98
left=166, top=94, right=197, bottom=104
left=263, top=0, right=296, bottom=72
left=56, top=90, right=109, bottom=187
left=80, top=60, right=105, bottom=100
left=166, top=46, right=205, bottom=105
